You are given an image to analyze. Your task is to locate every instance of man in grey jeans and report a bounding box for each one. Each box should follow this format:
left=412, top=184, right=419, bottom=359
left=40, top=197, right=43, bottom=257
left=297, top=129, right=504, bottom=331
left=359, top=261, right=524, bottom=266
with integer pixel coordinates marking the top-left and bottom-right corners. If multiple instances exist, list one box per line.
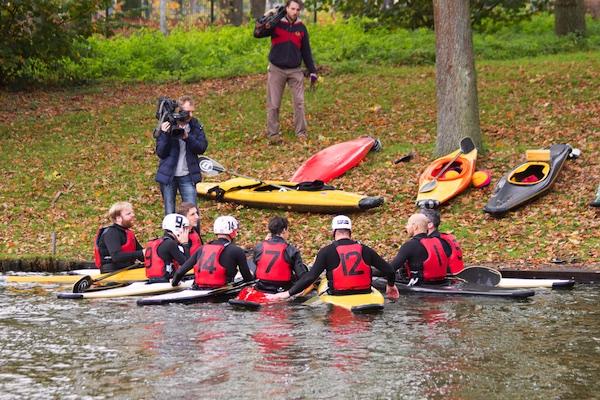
left=254, top=0, right=318, bottom=144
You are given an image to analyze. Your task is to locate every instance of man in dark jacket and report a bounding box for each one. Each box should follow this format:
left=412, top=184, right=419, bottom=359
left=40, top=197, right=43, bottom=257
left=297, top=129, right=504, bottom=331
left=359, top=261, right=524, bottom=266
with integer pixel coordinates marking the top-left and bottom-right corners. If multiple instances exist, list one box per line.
left=254, top=0, right=317, bottom=143
left=155, top=95, right=208, bottom=215
left=94, top=201, right=145, bottom=273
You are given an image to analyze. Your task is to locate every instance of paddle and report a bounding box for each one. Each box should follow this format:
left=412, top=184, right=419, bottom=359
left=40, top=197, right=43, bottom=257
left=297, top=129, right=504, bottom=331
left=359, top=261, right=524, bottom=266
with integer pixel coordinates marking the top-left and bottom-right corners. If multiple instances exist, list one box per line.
left=449, top=266, right=501, bottom=286
left=419, top=137, right=475, bottom=193
left=72, top=263, right=142, bottom=293
left=199, top=156, right=296, bottom=192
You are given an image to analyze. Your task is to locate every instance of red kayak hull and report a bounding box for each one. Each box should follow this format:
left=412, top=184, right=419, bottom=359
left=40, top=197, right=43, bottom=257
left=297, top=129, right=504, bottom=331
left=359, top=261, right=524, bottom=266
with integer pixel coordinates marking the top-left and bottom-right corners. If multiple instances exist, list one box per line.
left=236, top=286, right=272, bottom=304
left=291, top=136, right=379, bottom=183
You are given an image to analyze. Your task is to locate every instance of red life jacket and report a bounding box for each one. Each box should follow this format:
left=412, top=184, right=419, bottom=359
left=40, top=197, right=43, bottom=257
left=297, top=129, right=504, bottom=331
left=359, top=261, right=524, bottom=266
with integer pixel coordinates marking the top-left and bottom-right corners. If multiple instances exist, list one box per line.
left=418, top=237, right=449, bottom=282
left=439, top=233, right=464, bottom=274
left=144, top=238, right=183, bottom=279
left=194, top=243, right=228, bottom=288
left=93, top=226, right=136, bottom=268
left=189, top=229, right=202, bottom=256
left=256, top=241, right=292, bottom=284
left=331, top=243, right=372, bottom=292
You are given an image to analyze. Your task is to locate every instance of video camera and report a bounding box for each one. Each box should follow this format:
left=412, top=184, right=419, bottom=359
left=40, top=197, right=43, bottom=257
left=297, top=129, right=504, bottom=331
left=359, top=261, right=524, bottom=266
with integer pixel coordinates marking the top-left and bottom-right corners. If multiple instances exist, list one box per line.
left=257, top=5, right=286, bottom=27
left=153, top=97, right=190, bottom=139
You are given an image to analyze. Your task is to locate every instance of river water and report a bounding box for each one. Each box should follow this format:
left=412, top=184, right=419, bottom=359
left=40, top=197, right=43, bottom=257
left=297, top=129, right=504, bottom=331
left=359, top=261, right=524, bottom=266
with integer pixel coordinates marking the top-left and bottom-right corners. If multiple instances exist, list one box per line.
left=0, top=281, right=598, bottom=400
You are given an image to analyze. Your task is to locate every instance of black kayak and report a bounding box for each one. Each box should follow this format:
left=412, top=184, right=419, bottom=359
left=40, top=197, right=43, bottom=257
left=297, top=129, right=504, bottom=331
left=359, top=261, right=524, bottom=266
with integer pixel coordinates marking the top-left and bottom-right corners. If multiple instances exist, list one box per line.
left=591, top=183, right=600, bottom=207
left=484, top=144, right=575, bottom=216
left=372, top=278, right=535, bottom=299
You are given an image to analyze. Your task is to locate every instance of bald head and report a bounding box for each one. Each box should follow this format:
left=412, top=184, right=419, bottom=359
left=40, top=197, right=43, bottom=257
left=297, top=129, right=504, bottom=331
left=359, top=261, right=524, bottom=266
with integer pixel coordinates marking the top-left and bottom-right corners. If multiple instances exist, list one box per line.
left=406, top=213, right=429, bottom=236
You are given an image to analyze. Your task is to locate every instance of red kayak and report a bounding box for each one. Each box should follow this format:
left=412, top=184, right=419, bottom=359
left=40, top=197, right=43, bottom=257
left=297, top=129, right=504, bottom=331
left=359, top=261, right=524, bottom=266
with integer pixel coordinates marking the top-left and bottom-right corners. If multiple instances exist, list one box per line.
left=290, top=136, right=381, bottom=183
left=228, top=286, right=270, bottom=310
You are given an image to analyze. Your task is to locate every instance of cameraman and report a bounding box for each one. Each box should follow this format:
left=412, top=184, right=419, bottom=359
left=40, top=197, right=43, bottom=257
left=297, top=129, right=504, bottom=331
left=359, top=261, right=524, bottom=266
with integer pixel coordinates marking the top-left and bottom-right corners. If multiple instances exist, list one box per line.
left=155, top=95, right=208, bottom=215
left=254, top=0, right=317, bottom=144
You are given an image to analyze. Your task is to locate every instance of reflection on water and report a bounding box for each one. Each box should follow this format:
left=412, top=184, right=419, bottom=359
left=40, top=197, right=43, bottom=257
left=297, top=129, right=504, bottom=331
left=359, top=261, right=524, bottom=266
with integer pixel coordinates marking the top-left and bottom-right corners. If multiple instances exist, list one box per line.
left=0, top=282, right=598, bottom=400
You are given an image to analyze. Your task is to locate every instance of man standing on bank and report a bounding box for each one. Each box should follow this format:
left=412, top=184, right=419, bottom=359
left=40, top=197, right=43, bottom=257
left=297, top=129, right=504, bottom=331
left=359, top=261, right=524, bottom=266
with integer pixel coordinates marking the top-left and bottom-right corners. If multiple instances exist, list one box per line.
left=155, top=95, right=208, bottom=215
left=254, top=0, right=318, bottom=144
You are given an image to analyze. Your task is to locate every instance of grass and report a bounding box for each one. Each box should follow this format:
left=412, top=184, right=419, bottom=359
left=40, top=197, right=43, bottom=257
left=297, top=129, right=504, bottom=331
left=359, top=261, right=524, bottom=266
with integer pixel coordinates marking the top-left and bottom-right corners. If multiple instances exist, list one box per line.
left=0, top=51, right=598, bottom=268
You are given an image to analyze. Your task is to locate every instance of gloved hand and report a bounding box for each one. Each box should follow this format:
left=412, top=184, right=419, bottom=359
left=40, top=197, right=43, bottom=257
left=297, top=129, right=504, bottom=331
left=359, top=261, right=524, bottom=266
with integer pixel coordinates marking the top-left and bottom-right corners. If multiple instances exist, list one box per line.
left=161, top=121, right=171, bottom=132
left=310, top=73, right=318, bottom=84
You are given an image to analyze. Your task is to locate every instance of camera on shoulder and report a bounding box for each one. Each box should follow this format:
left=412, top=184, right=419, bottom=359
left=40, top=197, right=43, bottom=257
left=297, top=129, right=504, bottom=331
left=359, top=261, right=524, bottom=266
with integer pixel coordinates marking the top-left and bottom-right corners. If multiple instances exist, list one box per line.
left=153, top=96, right=191, bottom=139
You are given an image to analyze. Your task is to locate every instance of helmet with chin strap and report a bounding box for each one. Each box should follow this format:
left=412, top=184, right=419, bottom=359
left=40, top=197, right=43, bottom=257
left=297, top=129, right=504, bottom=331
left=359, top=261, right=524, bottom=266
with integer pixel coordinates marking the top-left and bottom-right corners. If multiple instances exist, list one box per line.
left=162, top=213, right=190, bottom=235
left=213, top=216, right=239, bottom=235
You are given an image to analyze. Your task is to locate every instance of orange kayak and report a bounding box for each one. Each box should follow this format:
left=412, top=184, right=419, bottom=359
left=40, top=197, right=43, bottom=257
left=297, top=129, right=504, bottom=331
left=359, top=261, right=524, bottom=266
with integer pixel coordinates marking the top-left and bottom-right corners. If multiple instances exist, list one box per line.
left=416, top=139, right=477, bottom=208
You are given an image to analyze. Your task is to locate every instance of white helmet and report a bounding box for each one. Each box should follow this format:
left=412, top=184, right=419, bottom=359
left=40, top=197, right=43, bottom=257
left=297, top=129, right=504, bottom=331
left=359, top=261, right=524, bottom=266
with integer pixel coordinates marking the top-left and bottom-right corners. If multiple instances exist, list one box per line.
left=214, top=215, right=239, bottom=235
left=332, top=215, right=352, bottom=231
left=162, top=213, right=190, bottom=235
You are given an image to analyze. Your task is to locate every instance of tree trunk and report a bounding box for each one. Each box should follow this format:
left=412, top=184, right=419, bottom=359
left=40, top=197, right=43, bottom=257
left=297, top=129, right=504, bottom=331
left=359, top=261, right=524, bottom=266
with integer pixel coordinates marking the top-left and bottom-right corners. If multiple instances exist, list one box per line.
left=160, top=0, right=168, bottom=35
left=433, top=0, right=482, bottom=156
left=220, top=0, right=244, bottom=25
left=555, top=0, right=587, bottom=36
left=250, top=0, right=266, bottom=21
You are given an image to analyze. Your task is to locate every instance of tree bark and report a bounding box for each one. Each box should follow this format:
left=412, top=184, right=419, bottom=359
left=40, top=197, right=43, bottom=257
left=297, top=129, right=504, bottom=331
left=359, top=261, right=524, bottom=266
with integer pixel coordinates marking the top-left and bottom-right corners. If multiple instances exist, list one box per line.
left=220, top=0, right=244, bottom=25
left=555, top=0, right=587, bottom=36
left=433, top=0, right=482, bottom=156
left=250, top=0, right=266, bottom=21
left=160, top=0, right=168, bottom=35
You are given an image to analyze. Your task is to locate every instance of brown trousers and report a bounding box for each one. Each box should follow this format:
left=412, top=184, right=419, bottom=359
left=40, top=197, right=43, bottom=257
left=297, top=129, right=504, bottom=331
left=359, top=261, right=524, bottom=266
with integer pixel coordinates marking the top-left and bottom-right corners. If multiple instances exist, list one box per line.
left=266, top=63, right=307, bottom=137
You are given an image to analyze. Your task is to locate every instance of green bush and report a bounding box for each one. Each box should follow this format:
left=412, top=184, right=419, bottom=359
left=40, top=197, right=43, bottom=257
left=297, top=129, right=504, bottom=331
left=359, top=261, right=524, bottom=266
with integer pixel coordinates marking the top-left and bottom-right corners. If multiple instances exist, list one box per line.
left=5, top=14, right=600, bottom=86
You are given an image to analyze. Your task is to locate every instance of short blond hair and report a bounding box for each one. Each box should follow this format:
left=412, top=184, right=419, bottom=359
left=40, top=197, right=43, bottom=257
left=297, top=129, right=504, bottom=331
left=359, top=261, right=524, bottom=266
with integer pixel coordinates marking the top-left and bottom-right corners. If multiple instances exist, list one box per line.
left=108, top=201, right=133, bottom=223
left=178, top=95, right=194, bottom=107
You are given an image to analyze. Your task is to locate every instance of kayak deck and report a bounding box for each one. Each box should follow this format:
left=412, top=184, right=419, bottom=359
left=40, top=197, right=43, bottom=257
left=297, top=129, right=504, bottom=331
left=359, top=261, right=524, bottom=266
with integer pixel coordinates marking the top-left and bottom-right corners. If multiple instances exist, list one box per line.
left=372, top=278, right=535, bottom=299
left=197, top=177, right=384, bottom=213
left=57, top=280, right=193, bottom=299
left=497, top=278, right=575, bottom=289
left=290, top=136, right=380, bottom=183
left=317, top=279, right=384, bottom=313
left=137, top=282, right=251, bottom=306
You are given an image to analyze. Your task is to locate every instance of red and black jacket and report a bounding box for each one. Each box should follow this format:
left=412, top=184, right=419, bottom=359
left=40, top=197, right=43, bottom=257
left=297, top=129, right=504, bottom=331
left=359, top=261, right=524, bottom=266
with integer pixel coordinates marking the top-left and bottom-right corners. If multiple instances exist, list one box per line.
left=254, top=17, right=316, bottom=73
left=93, top=224, right=142, bottom=270
left=390, top=233, right=449, bottom=283
left=255, top=240, right=292, bottom=284
left=331, top=243, right=372, bottom=292
left=189, top=228, right=203, bottom=256
left=439, top=232, right=464, bottom=274
left=193, top=243, right=229, bottom=288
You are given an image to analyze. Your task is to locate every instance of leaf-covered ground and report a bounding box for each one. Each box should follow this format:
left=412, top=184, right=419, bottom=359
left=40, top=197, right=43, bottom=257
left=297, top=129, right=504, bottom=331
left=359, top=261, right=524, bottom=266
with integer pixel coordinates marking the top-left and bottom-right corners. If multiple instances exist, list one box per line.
left=0, top=52, right=598, bottom=269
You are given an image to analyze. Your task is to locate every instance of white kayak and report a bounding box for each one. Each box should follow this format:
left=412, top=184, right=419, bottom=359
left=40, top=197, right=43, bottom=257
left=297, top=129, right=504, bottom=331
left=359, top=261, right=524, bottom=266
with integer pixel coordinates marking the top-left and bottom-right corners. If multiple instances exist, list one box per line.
left=67, top=269, right=101, bottom=276
left=56, top=280, right=193, bottom=299
left=497, top=278, right=575, bottom=289
left=137, top=281, right=252, bottom=306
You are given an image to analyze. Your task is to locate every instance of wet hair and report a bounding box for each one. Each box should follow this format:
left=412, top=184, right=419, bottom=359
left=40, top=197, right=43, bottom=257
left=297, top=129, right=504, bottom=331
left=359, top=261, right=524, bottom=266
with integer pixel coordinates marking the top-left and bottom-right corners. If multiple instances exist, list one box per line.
left=286, top=0, right=304, bottom=10
left=176, top=202, right=198, bottom=218
left=419, top=208, right=441, bottom=229
left=268, top=216, right=289, bottom=235
left=108, top=201, right=133, bottom=223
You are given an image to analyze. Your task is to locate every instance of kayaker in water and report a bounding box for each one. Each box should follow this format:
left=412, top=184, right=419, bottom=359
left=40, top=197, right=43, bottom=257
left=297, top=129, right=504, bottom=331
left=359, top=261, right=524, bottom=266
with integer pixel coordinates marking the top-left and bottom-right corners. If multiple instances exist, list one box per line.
left=269, top=215, right=399, bottom=301
left=253, top=216, right=307, bottom=293
left=144, top=213, right=192, bottom=283
left=176, top=202, right=203, bottom=255
left=390, top=213, right=449, bottom=285
left=418, top=208, right=464, bottom=274
left=171, top=216, right=254, bottom=289
left=93, top=201, right=145, bottom=273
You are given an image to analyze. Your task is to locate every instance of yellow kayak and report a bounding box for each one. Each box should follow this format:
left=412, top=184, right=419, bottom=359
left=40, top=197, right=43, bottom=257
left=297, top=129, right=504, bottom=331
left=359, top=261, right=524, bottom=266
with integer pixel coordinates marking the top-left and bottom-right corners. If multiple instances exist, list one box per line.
left=197, top=177, right=383, bottom=213
left=6, top=268, right=147, bottom=284
left=317, top=279, right=384, bottom=313
left=416, top=139, right=477, bottom=208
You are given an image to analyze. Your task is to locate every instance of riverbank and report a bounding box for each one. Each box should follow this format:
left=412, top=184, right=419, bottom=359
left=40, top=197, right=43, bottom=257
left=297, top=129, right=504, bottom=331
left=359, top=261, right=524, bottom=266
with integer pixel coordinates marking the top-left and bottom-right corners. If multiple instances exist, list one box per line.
left=0, top=52, right=598, bottom=266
